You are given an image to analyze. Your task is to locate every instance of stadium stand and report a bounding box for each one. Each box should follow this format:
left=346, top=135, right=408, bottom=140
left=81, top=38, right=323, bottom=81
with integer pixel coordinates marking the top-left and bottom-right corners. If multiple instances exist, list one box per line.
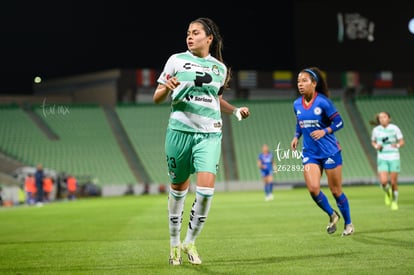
left=1, top=93, right=413, bottom=198
left=115, top=103, right=170, bottom=185
left=0, top=104, right=136, bottom=186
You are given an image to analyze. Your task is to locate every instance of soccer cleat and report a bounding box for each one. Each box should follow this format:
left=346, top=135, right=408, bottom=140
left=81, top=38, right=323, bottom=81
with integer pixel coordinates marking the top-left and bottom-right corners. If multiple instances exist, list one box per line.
left=391, top=201, right=399, bottom=210
left=384, top=188, right=392, bottom=206
left=182, top=243, right=202, bottom=265
left=265, top=194, right=274, bottom=201
left=169, top=245, right=182, bottom=266
left=342, top=223, right=354, bottom=236
left=326, top=210, right=340, bottom=234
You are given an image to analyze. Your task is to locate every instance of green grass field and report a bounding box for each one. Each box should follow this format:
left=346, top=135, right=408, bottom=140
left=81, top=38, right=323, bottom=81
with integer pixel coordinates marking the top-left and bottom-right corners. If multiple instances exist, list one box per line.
left=1, top=184, right=413, bottom=275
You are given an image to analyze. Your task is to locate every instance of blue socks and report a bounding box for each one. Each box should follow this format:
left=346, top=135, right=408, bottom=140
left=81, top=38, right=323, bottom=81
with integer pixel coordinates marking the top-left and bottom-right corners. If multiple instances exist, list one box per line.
left=311, top=191, right=334, bottom=216
left=264, top=182, right=274, bottom=195
left=312, top=191, right=352, bottom=225
left=335, top=193, right=351, bottom=225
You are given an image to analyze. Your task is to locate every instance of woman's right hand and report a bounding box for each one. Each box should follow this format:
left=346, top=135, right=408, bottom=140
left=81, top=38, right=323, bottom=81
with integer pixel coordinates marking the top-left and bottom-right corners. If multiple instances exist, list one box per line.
left=291, top=137, right=298, bottom=151
left=165, top=76, right=180, bottom=91
left=153, top=76, right=180, bottom=104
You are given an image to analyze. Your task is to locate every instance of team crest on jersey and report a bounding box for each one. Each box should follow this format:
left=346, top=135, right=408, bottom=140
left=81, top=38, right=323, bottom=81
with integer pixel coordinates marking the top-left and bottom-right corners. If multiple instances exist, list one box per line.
left=211, top=65, right=219, bottom=75
left=314, top=107, right=322, bottom=115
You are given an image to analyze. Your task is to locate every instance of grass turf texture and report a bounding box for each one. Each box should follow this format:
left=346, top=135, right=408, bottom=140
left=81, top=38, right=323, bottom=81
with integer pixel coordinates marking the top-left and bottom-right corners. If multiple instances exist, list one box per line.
left=1, top=185, right=413, bottom=274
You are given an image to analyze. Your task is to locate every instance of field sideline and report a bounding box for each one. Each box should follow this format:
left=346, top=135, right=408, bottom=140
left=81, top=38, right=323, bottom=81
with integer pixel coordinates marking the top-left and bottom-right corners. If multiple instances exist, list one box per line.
left=1, top=184, right=413, bottom=274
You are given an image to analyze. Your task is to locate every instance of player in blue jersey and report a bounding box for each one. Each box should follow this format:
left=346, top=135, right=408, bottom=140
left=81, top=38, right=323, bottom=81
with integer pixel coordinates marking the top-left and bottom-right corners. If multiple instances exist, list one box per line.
left=290, top=67, right=354, bottom=236
left=153, top=17, right=250, bottom=266
left=258, top=144, right=276, bottom=201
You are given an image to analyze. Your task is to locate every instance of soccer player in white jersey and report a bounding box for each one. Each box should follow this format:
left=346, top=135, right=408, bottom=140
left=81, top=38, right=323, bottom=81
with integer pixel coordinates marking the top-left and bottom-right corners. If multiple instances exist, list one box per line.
left=153, top=17, right=250, bottom=266
left=371, top=111, right=404, bottom=210
left=290, top=67, right=354, bottom=237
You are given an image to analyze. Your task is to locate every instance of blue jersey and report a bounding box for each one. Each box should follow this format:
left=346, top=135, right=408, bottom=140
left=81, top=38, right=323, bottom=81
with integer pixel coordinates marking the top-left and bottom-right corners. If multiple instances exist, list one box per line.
left=293, top=93, right=342, bottom=158
left=258, top=152, right=274, bottom=174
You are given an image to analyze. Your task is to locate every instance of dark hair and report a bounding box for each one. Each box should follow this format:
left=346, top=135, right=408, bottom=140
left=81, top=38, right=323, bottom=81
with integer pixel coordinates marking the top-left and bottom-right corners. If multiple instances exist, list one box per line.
left=382, top=111, right=391, bottom=118
left=300, top=67, right=331, bottom=98
left=192, top=17, right=232, bottom=89
left=369, top=111, right=391, bottom=126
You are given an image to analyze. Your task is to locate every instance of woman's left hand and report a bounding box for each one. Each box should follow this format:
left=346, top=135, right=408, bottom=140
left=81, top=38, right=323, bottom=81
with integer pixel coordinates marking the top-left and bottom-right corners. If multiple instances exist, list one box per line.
left=238, top=107, right=250, bottom=119
left=310, top=129, right=326, bottom=140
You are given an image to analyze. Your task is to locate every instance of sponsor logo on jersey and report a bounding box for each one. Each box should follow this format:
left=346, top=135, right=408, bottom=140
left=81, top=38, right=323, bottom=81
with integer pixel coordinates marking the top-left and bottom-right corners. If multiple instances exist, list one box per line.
left=194, top=96, right=212, bottom=103
left=214, top=121, right=222, bottom=128
left=299, top=120, right=321, bottom=128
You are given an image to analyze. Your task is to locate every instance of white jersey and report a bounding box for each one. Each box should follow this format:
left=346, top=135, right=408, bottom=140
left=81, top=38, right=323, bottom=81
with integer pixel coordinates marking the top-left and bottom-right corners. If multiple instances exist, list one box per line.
left=157, top=50, right=227, bottom=133
left=371, top=123, right=403, bottom=160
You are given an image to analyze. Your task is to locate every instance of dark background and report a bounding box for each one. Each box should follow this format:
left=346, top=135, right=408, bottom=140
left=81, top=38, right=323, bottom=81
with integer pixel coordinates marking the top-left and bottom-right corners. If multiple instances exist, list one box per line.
left=0, top=1, right=295, bottom=94
left=1, top=1, right=413, bottom=94
left=294, top=1, right=414, bottom=73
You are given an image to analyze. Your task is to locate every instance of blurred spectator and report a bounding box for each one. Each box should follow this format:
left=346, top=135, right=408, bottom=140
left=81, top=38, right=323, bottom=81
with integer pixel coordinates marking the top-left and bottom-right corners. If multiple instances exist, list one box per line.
left=66, top=174, right=77, bottom=200
left=158, top=184, right=166, bottom=194
left=55, top=172, right=66, bottom=200
left=142, top=182, right=150, bottom=195
left=18, top=184, right=25, bottom=205
left=24, top=173, right=36, bottom=205
left=43, top=176, right=54, bottom=202
left=124, top=183, right=135, bottom=195
left=34, top=164, right=45, bottom=205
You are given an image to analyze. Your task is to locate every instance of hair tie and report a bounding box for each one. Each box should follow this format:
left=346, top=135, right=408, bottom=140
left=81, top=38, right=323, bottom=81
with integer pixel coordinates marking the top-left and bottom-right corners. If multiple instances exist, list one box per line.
left=304, top=69, right=318, bottom=83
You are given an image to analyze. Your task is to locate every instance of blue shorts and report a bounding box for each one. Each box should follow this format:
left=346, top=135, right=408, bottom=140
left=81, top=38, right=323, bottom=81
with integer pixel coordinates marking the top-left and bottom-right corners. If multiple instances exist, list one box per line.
left=302, top=150, right=343, bottom=169
left=260, top=169, right=273, bottom=177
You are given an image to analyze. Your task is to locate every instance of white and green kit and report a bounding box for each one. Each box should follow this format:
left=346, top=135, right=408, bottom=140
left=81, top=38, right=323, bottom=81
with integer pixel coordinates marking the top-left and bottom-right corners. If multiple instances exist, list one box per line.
left=158, top=51, right=227, bottom=183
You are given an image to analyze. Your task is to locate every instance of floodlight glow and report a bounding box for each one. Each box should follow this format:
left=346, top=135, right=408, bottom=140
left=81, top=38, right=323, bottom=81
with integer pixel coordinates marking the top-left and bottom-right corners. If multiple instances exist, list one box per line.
left=409, top=18, right=414, bottom=35
left=34, top=76, right=42, bottom=84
